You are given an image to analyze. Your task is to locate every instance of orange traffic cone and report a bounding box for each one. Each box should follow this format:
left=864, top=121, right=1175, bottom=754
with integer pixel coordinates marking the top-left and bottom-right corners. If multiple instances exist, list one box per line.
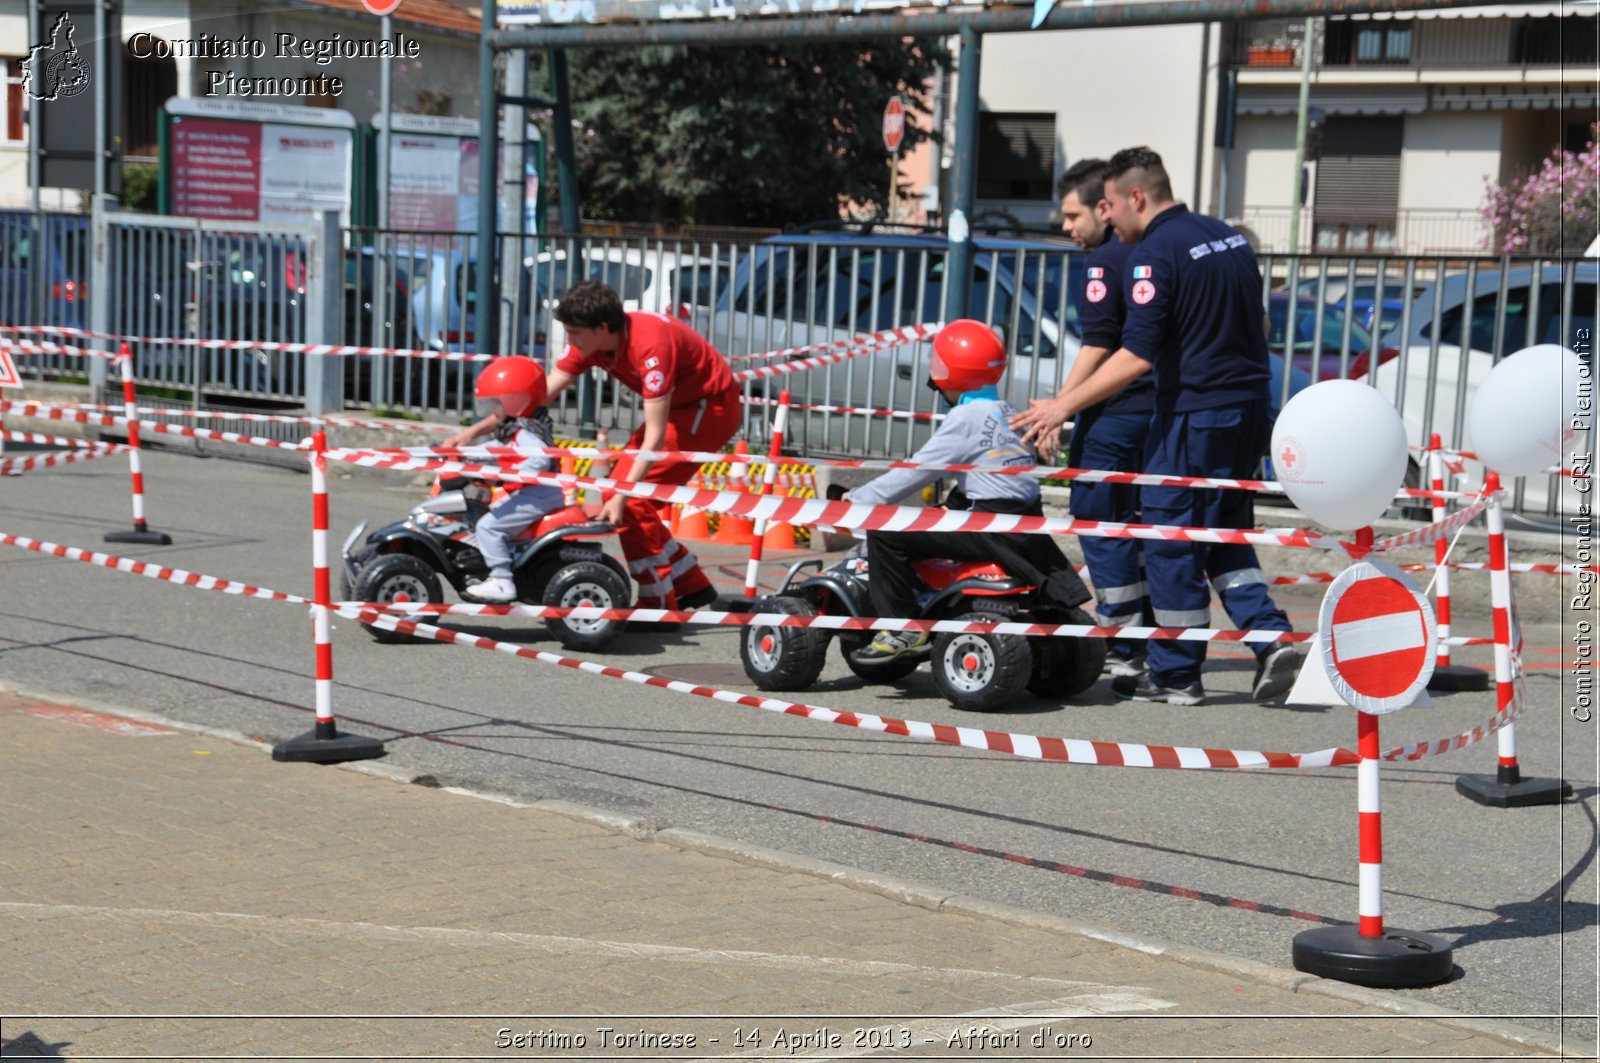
left=760, top=519, right=798, bottom=552
left=713, top=510, right=758, bottom=545
left=560, top=455, right=578, bottom=507
left=676, top=506, right=711, bottom=542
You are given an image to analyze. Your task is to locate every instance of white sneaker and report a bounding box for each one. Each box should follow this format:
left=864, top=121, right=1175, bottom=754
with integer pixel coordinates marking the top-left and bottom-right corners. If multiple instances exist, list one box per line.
left=469, top=576, right=518, bottom=603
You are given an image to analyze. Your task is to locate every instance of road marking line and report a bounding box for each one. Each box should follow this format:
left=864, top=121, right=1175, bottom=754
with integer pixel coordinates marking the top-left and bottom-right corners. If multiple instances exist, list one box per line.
left=8, top=703, right=172, bottom=736
left=0, top=900, right=1168, bottom=1001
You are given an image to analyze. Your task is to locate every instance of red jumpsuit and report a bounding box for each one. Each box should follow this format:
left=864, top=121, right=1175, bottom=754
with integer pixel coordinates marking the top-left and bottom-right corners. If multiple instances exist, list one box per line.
left=556, top=312, right=742, bottom=608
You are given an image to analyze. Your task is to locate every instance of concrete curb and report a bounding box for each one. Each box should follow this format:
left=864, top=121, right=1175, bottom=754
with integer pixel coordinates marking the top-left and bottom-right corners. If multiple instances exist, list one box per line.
left=1, top=690, right=1576, bottom=1058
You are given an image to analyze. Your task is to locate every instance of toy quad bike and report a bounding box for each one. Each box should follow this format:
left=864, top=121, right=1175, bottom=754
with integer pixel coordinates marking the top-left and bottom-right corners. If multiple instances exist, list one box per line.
left=341, top=477, right=630, bottom=651
left=739, top=543, right=1106, bottom=712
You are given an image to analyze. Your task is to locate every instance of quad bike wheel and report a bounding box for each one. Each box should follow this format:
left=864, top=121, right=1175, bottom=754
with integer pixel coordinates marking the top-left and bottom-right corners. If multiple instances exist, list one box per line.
left=839, top=633, right=923, bottom=683
left=350, top=552, right=444, bottom=644
left=542, top=560, right=630, bottom=652
left=1027, top=607, right=1107, bottom=699
left=741, top=596, right=829, bottom=691
left=931, top=611, right=1033, bottom=712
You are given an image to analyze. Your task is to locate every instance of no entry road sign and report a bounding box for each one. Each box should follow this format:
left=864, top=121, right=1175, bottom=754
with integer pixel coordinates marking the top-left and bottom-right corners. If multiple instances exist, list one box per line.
left=1319, top=559, right=1437, bottom=714
left=883, top=96, right=905, bottom=153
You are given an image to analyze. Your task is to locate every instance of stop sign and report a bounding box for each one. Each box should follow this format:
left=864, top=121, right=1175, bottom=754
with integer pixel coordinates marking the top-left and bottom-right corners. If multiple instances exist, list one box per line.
left=882, top=96, right=905, bottom=153
left=1319, top=560, right=1437, bottom=714
left=362, top=0, right=403, bottom=13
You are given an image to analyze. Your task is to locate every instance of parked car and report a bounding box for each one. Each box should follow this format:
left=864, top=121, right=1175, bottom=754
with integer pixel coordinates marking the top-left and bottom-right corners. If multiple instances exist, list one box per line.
left=533, top=244, right=730, bottom=357
left=1294, top=275, right=1432, bottom=334
left=701, top=225, right=1082, bottom=430
left=1374, top=261, right=1596, bottom=514
left=0, top=211, right=89, bottom=330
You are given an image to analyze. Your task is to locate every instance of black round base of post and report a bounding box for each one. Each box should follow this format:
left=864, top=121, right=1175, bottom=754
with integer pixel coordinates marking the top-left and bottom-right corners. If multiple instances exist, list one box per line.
left=1456, top=772, right=1573, bottom=808
left=1426, top=664, right=1490, bottom=692
left=105, top=528, right=173, bottom=546
left=272, top=728, right=386, bottom=764
left=1292, top=926, right=1455, bottom=988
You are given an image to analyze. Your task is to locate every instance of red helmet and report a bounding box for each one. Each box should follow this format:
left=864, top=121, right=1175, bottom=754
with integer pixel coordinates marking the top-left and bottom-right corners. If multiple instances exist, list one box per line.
left=474, top=356, right=548, bottom=418
left=930, top=319, right=1007, bottom=393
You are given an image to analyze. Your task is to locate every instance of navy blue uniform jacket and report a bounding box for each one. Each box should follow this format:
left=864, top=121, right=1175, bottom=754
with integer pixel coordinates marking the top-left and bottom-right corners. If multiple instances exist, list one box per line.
left=1119, top=205, right=1271, bottom=414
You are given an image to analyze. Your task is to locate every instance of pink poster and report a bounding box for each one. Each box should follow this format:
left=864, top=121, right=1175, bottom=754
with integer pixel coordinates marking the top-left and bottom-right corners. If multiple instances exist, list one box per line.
left=170, top=117, right=262, bottom=220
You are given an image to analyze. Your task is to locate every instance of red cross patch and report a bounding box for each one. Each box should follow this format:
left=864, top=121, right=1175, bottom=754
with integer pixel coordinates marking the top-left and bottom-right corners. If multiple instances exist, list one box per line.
left=1086, top=279, right=1107, bottom=303
left=1131, top=279, right=1156, bottom=305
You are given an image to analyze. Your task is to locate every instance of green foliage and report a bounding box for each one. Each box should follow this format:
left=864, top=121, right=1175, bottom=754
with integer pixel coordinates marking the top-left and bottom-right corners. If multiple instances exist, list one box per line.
left=536, top=41, right=941, bottom=227
left=121, top=164, right=160, bottom=212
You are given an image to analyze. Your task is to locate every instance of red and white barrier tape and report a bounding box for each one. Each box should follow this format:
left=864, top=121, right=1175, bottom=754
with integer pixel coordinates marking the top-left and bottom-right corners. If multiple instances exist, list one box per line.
left=1381, top=680, right=1526, bottom=763
left=0, top=430, right=105, bottom=448
left=1365, top=493, right=1493, bottom=555
left=340, top=599, right=1322, bottom=646
left=326, top=443, right=1484, bottom=504
left=724, top=322, right=940, bottom=366
left=345, top=604, right=1359, bottom=771
left=0, top=324, right=491, bottom=362
left=42, top=402, right=451, bottom=435
left=0, top=444, right=127, bottom=476
left=322, top=455, right=1361, bottom=552
left=732, top=324, right=940, bottom=384
left=0, top=531, right=309, bottom=603
left=0, top=401, right=308, bottom=452
left=745, top=394, right=948, bottom=424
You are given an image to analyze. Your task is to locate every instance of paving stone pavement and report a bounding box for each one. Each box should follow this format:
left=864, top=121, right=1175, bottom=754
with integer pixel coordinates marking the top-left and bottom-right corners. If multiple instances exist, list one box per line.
left=0, top=693, right=1584, bottom=1062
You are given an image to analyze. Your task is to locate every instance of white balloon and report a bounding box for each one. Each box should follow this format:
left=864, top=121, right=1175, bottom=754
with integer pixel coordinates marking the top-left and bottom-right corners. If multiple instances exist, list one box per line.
left=1270, top=380, right=1410, bottom=532
left=1468, top=344, right=1585, bottom=478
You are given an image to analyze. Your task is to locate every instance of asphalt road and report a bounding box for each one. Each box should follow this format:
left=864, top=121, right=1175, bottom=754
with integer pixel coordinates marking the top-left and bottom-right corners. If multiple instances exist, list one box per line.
left=1, top=444, right=1594, bottom=1049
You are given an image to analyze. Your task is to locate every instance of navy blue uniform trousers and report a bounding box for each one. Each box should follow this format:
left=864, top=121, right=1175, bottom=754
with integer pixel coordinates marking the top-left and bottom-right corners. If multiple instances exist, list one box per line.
left=1140, top=402, right=1291, bottom=688
left=1068, top=409, right=1153, bottom=660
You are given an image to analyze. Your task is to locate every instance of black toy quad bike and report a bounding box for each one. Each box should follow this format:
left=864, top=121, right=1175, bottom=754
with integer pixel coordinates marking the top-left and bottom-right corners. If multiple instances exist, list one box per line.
left=341, top=477, right=630, bottom=651
left=739, top=542, right=1105, bottom=712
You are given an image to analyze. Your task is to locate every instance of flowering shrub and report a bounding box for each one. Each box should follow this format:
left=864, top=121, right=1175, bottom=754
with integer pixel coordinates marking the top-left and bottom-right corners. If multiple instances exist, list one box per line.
left=1482, top=123, right=1599, bottom=254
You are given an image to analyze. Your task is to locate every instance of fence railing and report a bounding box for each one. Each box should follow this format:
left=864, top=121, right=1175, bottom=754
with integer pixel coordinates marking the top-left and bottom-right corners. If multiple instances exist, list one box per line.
left=3, top=208, right=1592, bottom=519
left=1235, top=207, right=1490, bottom=256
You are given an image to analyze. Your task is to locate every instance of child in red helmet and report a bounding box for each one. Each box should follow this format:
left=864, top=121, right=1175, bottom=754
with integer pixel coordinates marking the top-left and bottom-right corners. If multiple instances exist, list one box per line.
left=841, top=320, right=1092, bottom=663
left=463, top=357, right=565, bottom=603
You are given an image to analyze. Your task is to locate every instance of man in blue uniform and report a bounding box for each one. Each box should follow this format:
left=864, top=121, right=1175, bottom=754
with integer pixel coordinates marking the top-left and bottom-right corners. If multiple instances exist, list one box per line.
left=1036, top=146, right=1300, bottom=706
left=1014, top=158, right=1154, bottom=678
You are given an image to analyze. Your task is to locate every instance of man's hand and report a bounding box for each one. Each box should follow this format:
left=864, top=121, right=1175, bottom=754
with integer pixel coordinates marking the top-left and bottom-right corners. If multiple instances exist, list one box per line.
left=599, top=491, right=628, bottom=528
left=1010, top=396, right=1071, bottom=461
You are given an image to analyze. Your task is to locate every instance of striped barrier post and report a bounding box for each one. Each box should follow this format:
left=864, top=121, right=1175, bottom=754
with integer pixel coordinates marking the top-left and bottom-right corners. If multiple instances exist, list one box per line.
left=272, top=430, right=385, bottom=764
left=742, top=390, right=793, bottom=600
left=103, top=343, right=172, bottom=546
left=1292, top=527, right=1454, bottom=988
left=1454, top=472, right=1571, bottom=806
left=1425, top=434, right=1488, bottom=692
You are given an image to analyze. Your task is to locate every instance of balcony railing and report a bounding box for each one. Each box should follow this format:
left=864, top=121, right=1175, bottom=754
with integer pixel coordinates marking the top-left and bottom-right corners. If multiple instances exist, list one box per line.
left=1233, top=207, right=1490, bottom=256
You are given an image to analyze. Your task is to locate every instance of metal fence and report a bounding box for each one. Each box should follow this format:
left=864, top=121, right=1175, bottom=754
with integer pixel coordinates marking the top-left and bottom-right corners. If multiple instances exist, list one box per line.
left=4, top=208, right=1593, bottom=520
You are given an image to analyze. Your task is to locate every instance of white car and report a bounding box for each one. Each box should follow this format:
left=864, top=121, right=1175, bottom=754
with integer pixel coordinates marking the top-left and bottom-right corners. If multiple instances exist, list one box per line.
left=1374, top=262, right=1596, bottom=518
left=533, top=245, right=728, bottom=358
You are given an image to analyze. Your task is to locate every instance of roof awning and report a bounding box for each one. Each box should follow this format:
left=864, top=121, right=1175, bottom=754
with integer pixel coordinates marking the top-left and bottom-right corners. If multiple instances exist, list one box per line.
left=1237, top=87, right=1429, bottom=116
left=1344, top=2, right=1595, bottom=18
left=1434, top=83, right=1600, bottom=109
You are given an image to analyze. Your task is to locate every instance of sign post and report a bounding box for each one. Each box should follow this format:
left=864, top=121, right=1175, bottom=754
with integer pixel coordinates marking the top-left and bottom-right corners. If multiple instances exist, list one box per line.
left=883, top=95, right=904, bottom=223
left=1290, top=552, right=1454, bottom=989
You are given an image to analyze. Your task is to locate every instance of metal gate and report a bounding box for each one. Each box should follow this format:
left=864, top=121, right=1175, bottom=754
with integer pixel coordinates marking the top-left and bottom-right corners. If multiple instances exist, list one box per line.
left=96, top=210, right=315, bottom=403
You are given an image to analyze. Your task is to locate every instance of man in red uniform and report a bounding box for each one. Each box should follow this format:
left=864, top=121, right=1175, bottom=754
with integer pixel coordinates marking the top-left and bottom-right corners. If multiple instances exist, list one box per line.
left=446, top=280, right=742, bottom=616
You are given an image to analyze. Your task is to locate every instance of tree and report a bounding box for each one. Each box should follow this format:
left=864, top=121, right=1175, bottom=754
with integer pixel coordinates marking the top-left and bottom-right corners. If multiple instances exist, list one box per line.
left=1481, top=123, right=1599, bottom=255
left=533, top=41, right=942, bottom=228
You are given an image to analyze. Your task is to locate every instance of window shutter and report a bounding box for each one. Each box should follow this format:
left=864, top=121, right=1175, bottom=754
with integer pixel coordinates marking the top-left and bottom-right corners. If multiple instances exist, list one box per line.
left=1313, top=116, right=1403, bottom=226
left=977, top=112, right=1056, bottom=200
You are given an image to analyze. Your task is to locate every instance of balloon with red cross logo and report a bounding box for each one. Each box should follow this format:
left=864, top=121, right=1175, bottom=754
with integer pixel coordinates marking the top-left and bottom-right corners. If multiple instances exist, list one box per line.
left=1269, top=379, right=1409, bottom=532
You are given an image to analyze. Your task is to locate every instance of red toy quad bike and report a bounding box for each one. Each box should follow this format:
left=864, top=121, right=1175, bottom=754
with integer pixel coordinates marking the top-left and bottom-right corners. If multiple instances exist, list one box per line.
left=739, top=542, right=1106, bottom=712
left=341, top=477, right=630, bottom=651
